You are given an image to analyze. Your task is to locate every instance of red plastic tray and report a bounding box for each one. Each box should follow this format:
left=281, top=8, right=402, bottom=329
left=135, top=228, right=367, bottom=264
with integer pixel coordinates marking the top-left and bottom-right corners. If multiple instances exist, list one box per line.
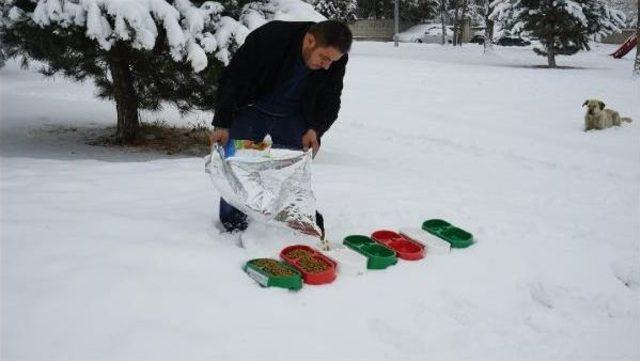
left=280, top=245, right=337, bottom=285
left=371, top=230, right=425, bottom=260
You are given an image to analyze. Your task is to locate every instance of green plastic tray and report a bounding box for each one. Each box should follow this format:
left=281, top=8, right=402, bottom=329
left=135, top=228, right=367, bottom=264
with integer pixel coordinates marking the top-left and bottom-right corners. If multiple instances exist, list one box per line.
left=422, top=219, right=474, bottom=248
left=244, top=258, right=303, bottom=290
left=343, top=235, right=398, bottom=269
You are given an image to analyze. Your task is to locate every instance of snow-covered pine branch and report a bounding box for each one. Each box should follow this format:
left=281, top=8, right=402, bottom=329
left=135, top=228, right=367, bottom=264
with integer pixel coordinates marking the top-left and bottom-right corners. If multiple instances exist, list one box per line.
left=0, top=0, right=324, bottom=142
left=5, top=0, right=248, bottom=71
left=240, top=0, right=325, bottom=30
left=311, top=0, right=357, bottom=22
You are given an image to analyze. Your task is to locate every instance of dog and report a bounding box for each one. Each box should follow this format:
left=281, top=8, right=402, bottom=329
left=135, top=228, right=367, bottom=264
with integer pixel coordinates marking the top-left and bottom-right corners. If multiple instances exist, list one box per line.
left=583, top=99, right=633, bottom=131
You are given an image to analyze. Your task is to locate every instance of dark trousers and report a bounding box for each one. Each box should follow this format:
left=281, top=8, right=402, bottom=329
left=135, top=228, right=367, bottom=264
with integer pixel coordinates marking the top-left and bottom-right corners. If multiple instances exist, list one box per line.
left=219, top=106, right=307, bottom=232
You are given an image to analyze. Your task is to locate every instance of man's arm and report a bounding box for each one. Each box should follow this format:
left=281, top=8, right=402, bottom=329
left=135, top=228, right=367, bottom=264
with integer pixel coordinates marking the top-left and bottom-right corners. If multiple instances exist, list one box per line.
left=309, top=53, right=348, bottom=138
left=212, top=30, right=262, bottom=129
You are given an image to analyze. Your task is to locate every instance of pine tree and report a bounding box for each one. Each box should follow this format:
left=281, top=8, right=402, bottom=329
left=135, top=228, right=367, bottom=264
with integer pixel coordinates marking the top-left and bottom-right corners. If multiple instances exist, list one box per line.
left=606, top=0, right=637, bottom=27
left=489, top=0, right=516, bottom=40
left=1, top=0, right=248, bottom=143
left=525, top=0, right=591, bottom=67
left=313, top=0, right=358, bottom=21
left=491, top=0, right=626, bottom=67
left=402, top=0, right=439, bottom=22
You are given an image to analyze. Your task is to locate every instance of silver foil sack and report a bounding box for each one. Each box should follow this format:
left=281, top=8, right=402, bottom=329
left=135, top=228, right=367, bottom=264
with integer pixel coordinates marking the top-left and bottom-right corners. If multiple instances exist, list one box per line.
left=205, top=144, right=322, bottom=238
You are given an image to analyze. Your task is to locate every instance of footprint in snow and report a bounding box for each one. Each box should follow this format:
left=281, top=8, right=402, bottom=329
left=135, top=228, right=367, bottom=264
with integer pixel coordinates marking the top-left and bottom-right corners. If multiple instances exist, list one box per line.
left=367, top=318, right=426, bottom=356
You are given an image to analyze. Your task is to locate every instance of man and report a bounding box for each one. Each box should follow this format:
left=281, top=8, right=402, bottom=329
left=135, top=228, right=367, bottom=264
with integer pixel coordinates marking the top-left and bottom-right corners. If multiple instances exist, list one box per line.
left=210, top=20, right=352, bottom=233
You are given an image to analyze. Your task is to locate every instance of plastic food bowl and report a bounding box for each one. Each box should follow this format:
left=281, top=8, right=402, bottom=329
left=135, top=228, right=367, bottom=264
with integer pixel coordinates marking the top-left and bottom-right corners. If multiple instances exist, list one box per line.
left=398, top=227, right=450, bottom=254
left=244, top=258, right=303, bottom=290
left=343, top=235, right=398, bottom=270
left=280, top=245, right=337, bottom=285
left=320, top=243, right=367, bottom=276
left=371, top=230, right=424, bottom=260
left=422, top=219, right=474, bottom=248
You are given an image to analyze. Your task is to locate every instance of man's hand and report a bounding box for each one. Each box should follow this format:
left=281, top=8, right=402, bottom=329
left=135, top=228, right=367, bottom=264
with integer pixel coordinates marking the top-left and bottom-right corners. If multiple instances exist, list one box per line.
left=302, top=129, right=320, bottom=157
left=209, top=128, right=230, bottom=147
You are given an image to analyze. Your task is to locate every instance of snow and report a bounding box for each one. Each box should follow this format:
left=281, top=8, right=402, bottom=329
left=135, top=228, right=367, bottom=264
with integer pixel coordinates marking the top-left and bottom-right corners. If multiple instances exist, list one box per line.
left=84, top=0, right=116, bottom=50
left=186, top=39, right=208, bottom=72
left=7, top=6, right=25, bottom=22
left=397, top=23, right=454, bottom=43
left=213, top=16, right=250, bottom=65
left=563, top=0, right=589, bottom=27
left=240, top=0, right=326, bottom=31
left=2, top=42, right=640, bottom=361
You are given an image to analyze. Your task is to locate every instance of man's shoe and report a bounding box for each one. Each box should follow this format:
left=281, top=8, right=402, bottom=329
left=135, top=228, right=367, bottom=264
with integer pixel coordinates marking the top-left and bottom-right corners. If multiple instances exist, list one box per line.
left=222, top=219, right=248, bottom=233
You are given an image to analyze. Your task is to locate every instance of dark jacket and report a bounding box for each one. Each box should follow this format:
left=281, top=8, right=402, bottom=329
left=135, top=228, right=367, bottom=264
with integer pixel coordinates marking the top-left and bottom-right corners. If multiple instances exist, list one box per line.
left=212, top=21, right=348, bottom=138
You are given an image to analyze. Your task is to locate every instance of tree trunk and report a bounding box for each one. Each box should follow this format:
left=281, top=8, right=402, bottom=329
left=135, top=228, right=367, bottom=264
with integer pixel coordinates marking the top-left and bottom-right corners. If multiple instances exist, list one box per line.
left=483, top=0, right=493, bottom=53
left=440, top=1, right=447, bottom=45
left=108, top=44, right=139, bottom=144
left=634, top=2, right=639, bottom=76
left=459, top=0, right=469, bottom=46
left=452, top=0, right=459, bottom=45
left=547, top=42, right=556, bottom=68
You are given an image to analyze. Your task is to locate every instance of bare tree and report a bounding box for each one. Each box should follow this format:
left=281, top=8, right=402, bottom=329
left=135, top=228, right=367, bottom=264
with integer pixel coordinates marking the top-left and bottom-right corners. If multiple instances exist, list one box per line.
left=459, top=0, right=470, bottom=45
left=483, top=0, right=494, bottom=52
left=451, top=0, right=461, bottom=45
left=440, top=0, right=448, bottom=44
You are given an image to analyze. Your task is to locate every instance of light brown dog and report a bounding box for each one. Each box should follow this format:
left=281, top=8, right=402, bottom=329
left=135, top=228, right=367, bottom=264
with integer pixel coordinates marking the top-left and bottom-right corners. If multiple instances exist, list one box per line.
left=583, top=99, right=633, bottom=131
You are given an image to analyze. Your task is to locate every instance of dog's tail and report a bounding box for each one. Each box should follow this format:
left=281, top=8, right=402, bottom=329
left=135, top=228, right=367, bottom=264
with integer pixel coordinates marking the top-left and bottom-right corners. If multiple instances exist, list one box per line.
left=622, top=117, right=633, bottom=123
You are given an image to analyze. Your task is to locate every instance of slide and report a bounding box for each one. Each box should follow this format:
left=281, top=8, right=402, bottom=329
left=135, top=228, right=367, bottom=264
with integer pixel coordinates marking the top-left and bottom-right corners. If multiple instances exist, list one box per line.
left=611, top=35, right=638, bottom=59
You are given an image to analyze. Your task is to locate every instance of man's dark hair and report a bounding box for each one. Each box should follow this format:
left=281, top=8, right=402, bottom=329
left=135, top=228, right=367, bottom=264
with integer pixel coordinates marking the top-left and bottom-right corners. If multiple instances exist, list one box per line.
left=308, top=20, right=353, bottom=54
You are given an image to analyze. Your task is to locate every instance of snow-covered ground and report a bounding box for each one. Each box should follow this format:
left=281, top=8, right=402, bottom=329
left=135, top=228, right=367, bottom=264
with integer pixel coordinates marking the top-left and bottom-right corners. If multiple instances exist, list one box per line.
left=1, top=42, right=639, bottom=361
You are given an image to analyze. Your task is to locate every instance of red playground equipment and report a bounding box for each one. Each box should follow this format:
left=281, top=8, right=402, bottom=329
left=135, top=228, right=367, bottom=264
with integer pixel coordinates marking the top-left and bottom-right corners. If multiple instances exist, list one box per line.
left=610, top=35, right=638, bottom=59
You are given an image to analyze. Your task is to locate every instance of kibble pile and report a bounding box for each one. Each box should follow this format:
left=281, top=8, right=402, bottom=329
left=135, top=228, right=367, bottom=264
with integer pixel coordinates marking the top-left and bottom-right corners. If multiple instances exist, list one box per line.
left=250, top=259, right=297, bottom=277
left=284, top=249, right=329, bottom=273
